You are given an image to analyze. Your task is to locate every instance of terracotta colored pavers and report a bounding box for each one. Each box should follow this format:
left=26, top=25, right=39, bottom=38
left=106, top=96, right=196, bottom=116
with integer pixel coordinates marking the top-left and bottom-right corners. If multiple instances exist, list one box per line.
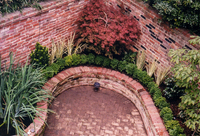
left=44, top=86, right=147, bottom=136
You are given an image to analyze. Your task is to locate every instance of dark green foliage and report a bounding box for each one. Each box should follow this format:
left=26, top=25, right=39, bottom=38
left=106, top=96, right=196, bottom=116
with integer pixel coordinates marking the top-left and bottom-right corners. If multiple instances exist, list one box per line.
left=30, top=42, right=49, bottom=67
left=55, top=58, right=65, bottom=71
left=125, top=63, right=137, bottom=76
left=80, top=54, right=88, bottom=65
left=163, top=77, right=185, bottom=100
left=72, top=54, right=81, bottom=66
left=153, top=89, right=162, bottom=101
left=135, top=69, right=153, bottom=86
left=64, top=55, right=73, bottom=67
left=43, top=66, right=54, bottom=79
left=50, top=63, right=60, bottom=75
left=118, top=60, right=127, bottom=72
left=110, top=59, right=119, bottom=69
left=143, top=0, right=200, bottom=34
left=95, top=55, right=105, bottom=66
left=43, top=63, right=60, bottom=79
left=122, top=51, right=137, bottom=63
left=0, top=53, right=52, bottom=135
left=88, top=53, right=95, bottom=64
left=0, top=0, right=42, bottom=15
left=154, top=96, right=170, bottom=109
left=160, top=107, right=173, bottom=122
left=165, top=120, right=185, bottom=136
left=102, top=58, right=111, bottom=68
left=147, top=82, right=159, bottom=95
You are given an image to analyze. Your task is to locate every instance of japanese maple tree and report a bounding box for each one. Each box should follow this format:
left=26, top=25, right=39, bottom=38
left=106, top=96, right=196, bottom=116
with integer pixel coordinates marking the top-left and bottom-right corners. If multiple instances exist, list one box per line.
left=76, top=0, right=141, bottom=58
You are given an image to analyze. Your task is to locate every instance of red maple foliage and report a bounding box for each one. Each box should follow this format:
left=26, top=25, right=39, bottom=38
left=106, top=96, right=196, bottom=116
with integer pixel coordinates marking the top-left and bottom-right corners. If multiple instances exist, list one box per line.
left=76, top=0, right=141, bottom=58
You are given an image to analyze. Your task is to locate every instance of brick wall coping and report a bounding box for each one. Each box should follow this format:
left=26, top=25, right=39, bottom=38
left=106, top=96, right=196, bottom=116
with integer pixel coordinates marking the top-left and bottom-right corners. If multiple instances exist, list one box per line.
left=25, top=66, right=169, bottom=136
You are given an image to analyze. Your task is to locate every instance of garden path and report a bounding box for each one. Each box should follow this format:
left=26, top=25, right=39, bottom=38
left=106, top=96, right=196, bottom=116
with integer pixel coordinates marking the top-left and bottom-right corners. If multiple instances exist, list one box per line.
left=43, top=86, right=147, bottom=136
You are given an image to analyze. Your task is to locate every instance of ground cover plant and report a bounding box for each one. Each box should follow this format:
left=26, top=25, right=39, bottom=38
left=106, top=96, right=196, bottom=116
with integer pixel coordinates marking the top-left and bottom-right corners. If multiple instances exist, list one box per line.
left=0, top=53, right=53, bottom=135
left=76, top=0, right=141, bottom=58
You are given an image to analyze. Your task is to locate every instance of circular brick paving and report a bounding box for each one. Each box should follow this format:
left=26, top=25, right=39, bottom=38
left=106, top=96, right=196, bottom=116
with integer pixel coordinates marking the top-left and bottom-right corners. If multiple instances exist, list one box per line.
left=44, top=86, right=147, bottom=136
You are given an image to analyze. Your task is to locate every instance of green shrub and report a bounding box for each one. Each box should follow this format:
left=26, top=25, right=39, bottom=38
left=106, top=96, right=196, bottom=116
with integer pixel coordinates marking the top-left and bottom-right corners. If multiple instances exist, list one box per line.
left=0, top=53, right=52, bottom=135
left=102, top=57, right=111, bottom=68
left=30, top=42, right=49, bottom=67
left=153, top=89, right=162, bottom=101
left=43, top=66, right=55, bottom=79
left=165, top=120, right=185, bottom=136
left=64, top=55, right=73, bottom=67
left=110, top=59, right=119, bottom=69
left=50, top=63, right=60, bottom=75
left=125, top=63, right=137, bottom=76
left=154, top=96, right=170, bottom=109
left=95, top=55, right=105, bottom=66
left=122, top=51, right=137, bottom=63
left=118, top=60, right=127, bottom=72
left=136, top=69, right=153, bottom=86
left=160, top=107, right=173, bottom=122
left=163, top=77, right=185, bottom=100
left=55, top=58, right=65, bottom=71
left=80, top=54, right=88, bottom=64
left=88, top=53, right=95, bottom=64
left=72, top=54, right=81, bottom=66
left=144, top=0, right=200, bottom=34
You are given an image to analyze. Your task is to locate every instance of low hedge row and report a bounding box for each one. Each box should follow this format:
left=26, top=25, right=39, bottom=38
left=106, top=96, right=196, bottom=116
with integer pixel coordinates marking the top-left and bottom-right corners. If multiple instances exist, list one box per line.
left=43, top=53, right=185, bottom=136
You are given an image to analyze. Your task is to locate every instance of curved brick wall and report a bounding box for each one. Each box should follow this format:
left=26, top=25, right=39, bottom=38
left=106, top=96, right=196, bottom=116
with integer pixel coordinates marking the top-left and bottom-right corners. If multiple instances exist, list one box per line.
left=0, top=0, right=198, bottom=68
left=25, top=66, right=169, bottom=136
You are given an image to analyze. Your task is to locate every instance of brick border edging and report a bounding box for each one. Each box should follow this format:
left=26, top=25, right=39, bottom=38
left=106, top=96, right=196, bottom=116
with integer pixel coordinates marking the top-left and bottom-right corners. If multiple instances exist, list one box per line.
left=25, top=66, right=169, bottom=136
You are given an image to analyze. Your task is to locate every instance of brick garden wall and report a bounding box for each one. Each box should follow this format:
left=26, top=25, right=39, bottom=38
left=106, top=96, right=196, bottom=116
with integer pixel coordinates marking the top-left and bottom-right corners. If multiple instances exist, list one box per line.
left=0, top=0, right=198, bottom=68
left=0, top=0, right=89, bottom=66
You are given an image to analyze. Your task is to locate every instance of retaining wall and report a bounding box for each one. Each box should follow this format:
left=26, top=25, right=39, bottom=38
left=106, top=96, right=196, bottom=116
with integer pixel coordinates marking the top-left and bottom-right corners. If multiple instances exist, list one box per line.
left=25, top=66, right=169, bottom=136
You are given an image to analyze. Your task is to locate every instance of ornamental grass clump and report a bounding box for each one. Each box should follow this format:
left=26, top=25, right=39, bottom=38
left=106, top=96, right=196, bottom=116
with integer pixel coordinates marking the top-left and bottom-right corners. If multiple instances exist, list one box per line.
left=0, top=53, right=53, bottom=135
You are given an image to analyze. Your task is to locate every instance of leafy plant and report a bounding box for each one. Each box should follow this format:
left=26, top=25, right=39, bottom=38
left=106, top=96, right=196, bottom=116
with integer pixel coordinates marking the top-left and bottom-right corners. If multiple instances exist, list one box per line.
left=30, top=42, right=49, bottom=67
left=145, top=59, right=157, bottom=77
left=136, top=50, right=146, bottom=70
left=122, top=51, right=137, bottom=63
left=64, top=55, right=73, bottom=67
left=0, top=0, right=42, bottom=15
left=154, top=96, right=170, bottom=109
left=169, top=46, right=200, bottom=135
left=160, top=107, right=173, bottom=122
left=145, top=0, right=200, bottom=34
left=80, top=54, right=88, bottom=65
left=72, top=54, right=81, bottom=66
left=125, top=63, right=137, bottom=76
left=0, top=52, right=52, bottom=135
left=88, top=53, right=95, bottom=64
left=102, top=57, right=111, bottom=67
left=163, top=77, right=185, bottom=100
left=118, top=60, right=127, bottom=72
left=55, top=58, right=65, bottom=71
left=147, top=82, right=159, bottom=95
left=154, top=67, right=170, bottom=86
left=136, top=69, right=153, bottom=86
left=95, top=55, right=104, bottom=66
left=165, top=120, right=185, bottom=136
left=43, top=66, right=54, bottom=79
left=110, top=58, right=119, bottom=69
left=153, top=89, right=162, bottom=101
left=76, top=0, right=141, bottom=58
